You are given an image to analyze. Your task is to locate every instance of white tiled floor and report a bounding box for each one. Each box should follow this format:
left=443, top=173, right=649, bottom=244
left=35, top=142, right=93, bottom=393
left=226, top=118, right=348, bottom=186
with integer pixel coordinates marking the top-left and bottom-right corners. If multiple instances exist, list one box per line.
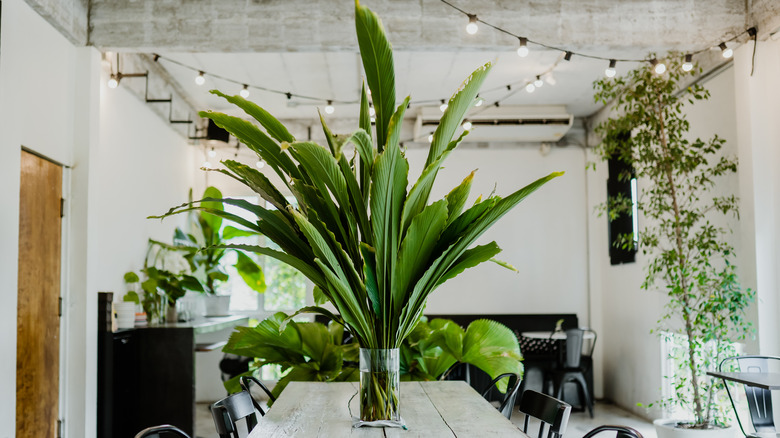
left=195, top=399, right=656, bottom=438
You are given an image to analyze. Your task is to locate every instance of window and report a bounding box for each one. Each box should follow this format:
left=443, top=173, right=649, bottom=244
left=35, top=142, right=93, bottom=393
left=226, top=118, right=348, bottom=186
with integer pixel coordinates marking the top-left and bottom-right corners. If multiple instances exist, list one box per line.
left=222, top=196, right=309, bottom=314
left=606, top=134, right=638, bottom=265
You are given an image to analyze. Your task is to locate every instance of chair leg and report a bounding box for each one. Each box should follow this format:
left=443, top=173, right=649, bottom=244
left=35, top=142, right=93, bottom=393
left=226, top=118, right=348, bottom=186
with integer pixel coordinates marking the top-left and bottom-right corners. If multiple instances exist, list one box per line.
left=572, top=373, right=593, bottom=418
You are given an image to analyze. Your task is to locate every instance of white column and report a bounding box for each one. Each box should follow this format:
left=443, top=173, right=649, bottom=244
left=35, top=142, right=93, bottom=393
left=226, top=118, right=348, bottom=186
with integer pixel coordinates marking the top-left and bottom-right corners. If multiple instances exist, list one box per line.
left=733, top=39, right=780, bottom=354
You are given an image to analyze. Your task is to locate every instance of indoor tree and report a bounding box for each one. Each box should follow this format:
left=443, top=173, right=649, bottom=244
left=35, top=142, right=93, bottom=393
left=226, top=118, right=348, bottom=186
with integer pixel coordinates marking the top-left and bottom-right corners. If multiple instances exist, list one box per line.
left=593, top=54, right=754, bottom=428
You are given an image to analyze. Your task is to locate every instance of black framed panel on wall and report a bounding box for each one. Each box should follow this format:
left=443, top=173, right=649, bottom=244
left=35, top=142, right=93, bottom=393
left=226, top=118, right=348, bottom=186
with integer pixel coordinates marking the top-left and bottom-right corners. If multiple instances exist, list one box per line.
left=606, top=132, right=637, bottom=265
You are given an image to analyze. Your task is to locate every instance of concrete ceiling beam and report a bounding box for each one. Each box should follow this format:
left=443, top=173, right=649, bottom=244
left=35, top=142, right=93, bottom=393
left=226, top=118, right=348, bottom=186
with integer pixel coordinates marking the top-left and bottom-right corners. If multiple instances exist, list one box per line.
left=87, top=0, right=753, bottom=53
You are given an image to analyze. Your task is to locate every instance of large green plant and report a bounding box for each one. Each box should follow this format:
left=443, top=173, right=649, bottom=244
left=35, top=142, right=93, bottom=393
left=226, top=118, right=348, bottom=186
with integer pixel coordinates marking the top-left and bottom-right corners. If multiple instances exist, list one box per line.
left=593, top=54, right=754, bottom=428
left=155, top=0, right=560, bottom=352
left=223, top=313, right=522, bottom=399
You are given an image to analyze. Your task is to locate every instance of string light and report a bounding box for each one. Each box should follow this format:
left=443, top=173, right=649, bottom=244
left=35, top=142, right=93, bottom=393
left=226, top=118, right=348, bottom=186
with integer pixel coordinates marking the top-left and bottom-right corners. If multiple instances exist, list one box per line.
left=202, top=161, right=212, bottom=169
left=240, top=84, right=250, bottom=98
left=534, top=75, right=544, bottom=88
left=256, top=160, right=265, bottom=169
left=682, top=54, right=693, bottom=72
left=208, top=147, right=217, bottom=158
left=719, top=42, right=733, bottom=58
left=369, top=106, right=375, bottom=117
left=427, top=134, right=433, bottom=142
left=605, top=59, right=617, bottom=78
left=544, top=72, right=556, bottom=86
left=195, top=71, right=205, bottom=85
left=475, top=96, right=484, bottom=107
left=462, top=121, right=473, bottom=130
left=325, top=100, right=335, bottom=114
left=564, top=51, right=573, bottom=61
left=107, top=74, right=119, bottom=89
left=516, top=37, right=529, bottom=57
left=525, top=83, right=535, bottom=93
left=439, top=99, right=448, bottom=112
left=466, top=14, right=478, bottom=34
left=650, top=59, right=666, bottom=75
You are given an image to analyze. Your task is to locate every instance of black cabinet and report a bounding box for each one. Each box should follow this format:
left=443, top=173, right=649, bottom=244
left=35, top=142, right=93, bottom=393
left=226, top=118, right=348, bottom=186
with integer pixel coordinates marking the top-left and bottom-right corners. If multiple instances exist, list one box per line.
left=97, top=295, right=247, bottom=438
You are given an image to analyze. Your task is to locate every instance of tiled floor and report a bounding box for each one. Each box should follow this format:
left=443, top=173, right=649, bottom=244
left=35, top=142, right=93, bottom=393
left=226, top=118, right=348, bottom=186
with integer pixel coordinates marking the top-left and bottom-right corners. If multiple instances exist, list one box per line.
left=195, top=399, right=656, bottom=438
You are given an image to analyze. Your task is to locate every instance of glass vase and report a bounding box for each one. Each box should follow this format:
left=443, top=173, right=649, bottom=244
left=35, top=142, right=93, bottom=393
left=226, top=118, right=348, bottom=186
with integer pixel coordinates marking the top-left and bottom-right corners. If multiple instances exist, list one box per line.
left=358, top=348, right=401, bottom=425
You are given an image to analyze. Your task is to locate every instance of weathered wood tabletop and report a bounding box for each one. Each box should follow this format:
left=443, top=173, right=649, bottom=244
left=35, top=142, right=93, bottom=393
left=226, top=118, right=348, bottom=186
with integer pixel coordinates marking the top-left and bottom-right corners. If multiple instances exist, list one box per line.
left=248, top=380, right=528, bottom=437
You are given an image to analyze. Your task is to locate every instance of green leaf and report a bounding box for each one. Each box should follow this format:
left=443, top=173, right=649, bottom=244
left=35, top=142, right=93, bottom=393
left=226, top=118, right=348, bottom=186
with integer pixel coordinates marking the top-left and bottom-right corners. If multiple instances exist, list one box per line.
left=124, top=271, right=140, bottom=283
left=461, top=319, right=523, bottom=391
left=210, top=89, right=295, bottom=143
left=222, top=226, right=257, bottom=240
left=426, top=62, right=492, bottom=167
left=234, top=251, right=266, bottom=293
left=437, top=242, right=502, bottom=287
left=313, top=286, right=329, bottom=305
left=200, top=186, right=224, bottom=233
left=221, top=160, right=290, bottom=213
left=355, top=0, right=395, bottom=151
left=123, top=291, right=140, bottom=304
left=445, top=171, right=475, bottom=226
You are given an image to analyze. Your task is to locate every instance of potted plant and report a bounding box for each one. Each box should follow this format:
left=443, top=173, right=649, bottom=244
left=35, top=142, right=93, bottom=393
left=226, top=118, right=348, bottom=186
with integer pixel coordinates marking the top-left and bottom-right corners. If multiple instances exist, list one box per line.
left=593, top=54, right=755, bottom=436
left=157, top=186, right=266, bottom=316
left=154, top=0, right=561, bottom=426
left=221, top=313, right=523, bottom=402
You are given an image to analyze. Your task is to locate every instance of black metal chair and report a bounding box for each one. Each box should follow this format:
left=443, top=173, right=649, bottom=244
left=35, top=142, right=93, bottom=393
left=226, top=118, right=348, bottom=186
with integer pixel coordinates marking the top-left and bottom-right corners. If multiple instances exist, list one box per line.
left=211, top=390, right=259, bottom=438
left=134, top=424, right=191, bottom=438
left=720, top=355, right=780, bottom=437
left=480, top=372, right=521, bottom=420
left=582, top=425, right=644, bottom=438
left=549, top=328, right=596, bottom=418
left=518, top=389, right=572, bottom=438
left=239, top=375, right=276, bottom=416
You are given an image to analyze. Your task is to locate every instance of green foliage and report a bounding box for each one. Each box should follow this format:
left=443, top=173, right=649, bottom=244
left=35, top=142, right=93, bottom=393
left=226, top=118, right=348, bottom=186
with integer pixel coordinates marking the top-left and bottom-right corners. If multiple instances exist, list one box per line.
left=593, top=53, right=754, bottom=428
left=161, top=186, right=265, bottom=295
left=223, top=314, right=522, bottom=397
left=153, top=1, right=561, bottom=350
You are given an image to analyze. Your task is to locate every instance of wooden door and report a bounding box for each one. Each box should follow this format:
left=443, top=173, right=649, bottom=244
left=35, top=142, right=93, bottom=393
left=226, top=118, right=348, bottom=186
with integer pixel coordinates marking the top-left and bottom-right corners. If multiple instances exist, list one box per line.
left=17, top=150, right=63, bottom=438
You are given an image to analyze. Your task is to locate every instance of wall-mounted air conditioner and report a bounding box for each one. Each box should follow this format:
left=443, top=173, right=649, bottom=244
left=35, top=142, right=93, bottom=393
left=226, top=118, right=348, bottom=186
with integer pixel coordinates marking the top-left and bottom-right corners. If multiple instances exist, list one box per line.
left=414, top=105, right=573, bottom=143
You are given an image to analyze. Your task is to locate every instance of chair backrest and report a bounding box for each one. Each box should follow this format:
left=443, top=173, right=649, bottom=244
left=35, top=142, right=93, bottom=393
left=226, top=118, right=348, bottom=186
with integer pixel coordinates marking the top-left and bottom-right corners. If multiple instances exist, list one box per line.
left=562, top=329, right=584, bottom=368
left=582, top=425, right=644, bottom=438
left=239, top=375, right=276, bottom=416
left=720, top=355, right=779, bottom=432
left=211, top=391, right=258, bottom=438
left=518, top=390, right=572, bottom=438
left=134, top=424, right=191, bottom=438
left=480, top=372, right=521, bottom=420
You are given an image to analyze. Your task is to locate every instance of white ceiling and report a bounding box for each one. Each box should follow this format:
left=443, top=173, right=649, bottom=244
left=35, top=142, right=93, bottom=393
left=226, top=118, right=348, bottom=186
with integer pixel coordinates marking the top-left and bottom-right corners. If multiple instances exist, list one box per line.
left=157, top=49, right=645, bottom=121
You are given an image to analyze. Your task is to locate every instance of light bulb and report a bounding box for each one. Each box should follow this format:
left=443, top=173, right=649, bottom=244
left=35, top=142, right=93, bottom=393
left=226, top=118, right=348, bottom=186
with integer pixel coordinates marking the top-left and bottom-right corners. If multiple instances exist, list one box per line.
left=195, top=71, right=205, bottom=85
left=682, top=54, right=693, bottom=72
left=369, top=106, right=375, bottom=117
left=439, top=100, right=448, bottom=112
left=208, top=147, right=217, bottom=158
left=107, top=75, right=119, bottom=89
left=462, top=121, right=472, bottom=130
left=651, top=59, right=666, bottom=75
left=534, top=76, right=544, bottom=88
left=240, top=85, right=250, bottom=98
left=466, top=15, right=478, bottom=35
left=202, top=161, right=212, bottom=169
left=544, top=73, right=557, bottom=86
left=256, top=160, right=265, bottom=169
left=719, top=42, right=733, bottom=58
left=516, top=37, right=529, bottom=57
left=427, top=134, right=433, bottom=143
left=475, top=97, right=484, bottom=107
left=325, top=100, right=335, bottom=114
left=525, top=83, right=535, bottom=93
left=605, top=59, right=617, bottom=78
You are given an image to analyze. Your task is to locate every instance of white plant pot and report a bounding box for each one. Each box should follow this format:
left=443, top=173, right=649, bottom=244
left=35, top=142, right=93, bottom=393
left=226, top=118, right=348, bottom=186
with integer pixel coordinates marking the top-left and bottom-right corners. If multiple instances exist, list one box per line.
left=204, top=295, right=231, bottom=317
left=654, top=419, right=737, bottom=438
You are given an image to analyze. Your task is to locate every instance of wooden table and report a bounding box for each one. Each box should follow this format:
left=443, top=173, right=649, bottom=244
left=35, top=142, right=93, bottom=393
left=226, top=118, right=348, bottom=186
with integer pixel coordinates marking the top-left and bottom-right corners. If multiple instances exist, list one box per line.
left=707, top=371, right=780, bottom=390
left=248, top=381, right=528, bottom=437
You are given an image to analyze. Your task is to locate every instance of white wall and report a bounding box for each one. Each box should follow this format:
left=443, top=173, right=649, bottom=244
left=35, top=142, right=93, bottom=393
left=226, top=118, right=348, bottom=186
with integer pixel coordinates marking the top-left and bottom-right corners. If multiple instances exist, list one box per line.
left=0, top=2, right=197, bottom=436
left=587, top=66, right=748, bottom=419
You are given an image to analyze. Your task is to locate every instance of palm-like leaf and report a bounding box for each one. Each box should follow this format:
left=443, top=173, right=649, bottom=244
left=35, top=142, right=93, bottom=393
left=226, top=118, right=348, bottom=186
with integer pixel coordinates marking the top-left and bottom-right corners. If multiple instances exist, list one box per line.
left=153, top=1, right=562, bottom=350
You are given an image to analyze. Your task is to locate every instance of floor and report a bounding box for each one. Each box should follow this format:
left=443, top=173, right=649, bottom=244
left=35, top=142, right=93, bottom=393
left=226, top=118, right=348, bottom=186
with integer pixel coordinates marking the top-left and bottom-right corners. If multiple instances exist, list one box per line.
left=194, top=399, right=657, bottom=438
